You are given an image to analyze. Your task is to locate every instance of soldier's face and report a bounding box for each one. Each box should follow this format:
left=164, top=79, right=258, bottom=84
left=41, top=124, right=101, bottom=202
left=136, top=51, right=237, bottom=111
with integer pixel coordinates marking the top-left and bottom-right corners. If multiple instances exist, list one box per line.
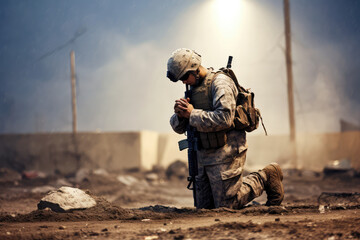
left=180, top=72, right=196, bottom=85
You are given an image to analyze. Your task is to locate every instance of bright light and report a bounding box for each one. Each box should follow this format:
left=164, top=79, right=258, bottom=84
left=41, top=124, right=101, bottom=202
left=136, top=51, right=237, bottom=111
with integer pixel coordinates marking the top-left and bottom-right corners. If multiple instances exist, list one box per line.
left=211, top=0, right=242, bottom=31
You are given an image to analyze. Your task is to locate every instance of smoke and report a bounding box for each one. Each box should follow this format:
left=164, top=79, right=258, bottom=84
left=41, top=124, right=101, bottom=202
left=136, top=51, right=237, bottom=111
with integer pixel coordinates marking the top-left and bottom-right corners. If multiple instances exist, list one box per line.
left=75, top=0, right=359, bottom=135
left=1, top=0, right=358, bottom=135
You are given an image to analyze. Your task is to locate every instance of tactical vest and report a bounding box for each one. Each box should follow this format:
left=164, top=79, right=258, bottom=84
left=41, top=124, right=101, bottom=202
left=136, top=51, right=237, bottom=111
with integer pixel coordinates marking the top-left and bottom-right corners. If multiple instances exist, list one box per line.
left=190, top=69, right=267, bottom=149
left=191, top=71, right=228, bottom=149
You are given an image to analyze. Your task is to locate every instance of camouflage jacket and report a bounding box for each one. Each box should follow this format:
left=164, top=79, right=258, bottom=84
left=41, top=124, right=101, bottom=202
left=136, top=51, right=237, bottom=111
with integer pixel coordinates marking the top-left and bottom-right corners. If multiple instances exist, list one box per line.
left=170, top=70, right=247, bottom=166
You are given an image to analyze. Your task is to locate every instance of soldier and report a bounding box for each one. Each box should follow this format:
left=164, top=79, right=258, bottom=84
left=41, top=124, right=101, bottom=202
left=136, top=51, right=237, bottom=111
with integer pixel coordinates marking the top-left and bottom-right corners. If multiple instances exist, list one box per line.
left=167, top=48, right=284, bottom=209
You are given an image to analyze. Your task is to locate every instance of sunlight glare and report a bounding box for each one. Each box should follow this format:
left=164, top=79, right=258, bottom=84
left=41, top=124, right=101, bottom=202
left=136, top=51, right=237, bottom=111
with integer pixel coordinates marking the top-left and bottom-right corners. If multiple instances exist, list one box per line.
left=211, top=0, right=242, bottom=31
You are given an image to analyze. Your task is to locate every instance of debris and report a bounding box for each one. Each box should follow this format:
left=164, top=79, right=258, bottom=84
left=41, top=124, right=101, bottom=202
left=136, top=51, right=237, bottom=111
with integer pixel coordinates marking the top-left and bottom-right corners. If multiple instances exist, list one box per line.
left=144, top=236, right=158, bottom=240
left=323, top=159, right=355, bottom=177
left=93, top=168, right=109, bottom=176
left=275, top=218, right=280, bottom=222
left=59, top=226, right=67, bottom=230
left=117, top=175, right=138, bottom=186
left=37, top=186, right=97, bottom=212
left=0, top=168, right=22, bottom=183
left=22, top=170, right=46, bottom=179
left=145, top=173, right=159, bottom=182
left=56, top=178, right=72, bottom=187
left=141, top=219, right=151, bottom=222
left=319, top=205, right=325, bottom=214
left=215, top=218, right=220, bottom=221
left=166, top=160, right=187, bottom=180
left=318, top=192, right=360, bottom=207
left=31, top=186, right=56, bottom=193
left=75, top=168, right=90, bottom=183
left=101, top=228, right=108, bottom=232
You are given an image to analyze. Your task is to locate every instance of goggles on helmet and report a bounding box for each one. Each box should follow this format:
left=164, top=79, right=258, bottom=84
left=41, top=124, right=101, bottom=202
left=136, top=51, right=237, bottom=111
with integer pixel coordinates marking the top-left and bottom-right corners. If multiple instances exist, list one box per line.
left=167, top=71, right=178, bottom=82
left=167, top=71, right=194, bottom=82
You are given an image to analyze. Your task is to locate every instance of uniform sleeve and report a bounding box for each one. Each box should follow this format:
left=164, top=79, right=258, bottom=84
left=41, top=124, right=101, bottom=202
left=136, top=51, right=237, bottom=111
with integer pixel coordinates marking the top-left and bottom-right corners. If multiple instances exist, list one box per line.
left=189, top=74, right=238, bottom=132
left=170, top=114, right=188, bottom=134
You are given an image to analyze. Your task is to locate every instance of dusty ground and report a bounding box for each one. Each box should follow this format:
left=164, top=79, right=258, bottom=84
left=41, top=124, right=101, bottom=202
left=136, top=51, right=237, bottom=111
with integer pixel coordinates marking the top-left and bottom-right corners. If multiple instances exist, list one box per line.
left=0, top=167, right=360, bottom=239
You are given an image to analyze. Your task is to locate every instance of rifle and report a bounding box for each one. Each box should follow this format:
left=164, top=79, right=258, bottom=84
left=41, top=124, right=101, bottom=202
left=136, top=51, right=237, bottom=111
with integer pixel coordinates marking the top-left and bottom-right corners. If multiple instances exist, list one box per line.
left=178, top=84, right=199, bottom=207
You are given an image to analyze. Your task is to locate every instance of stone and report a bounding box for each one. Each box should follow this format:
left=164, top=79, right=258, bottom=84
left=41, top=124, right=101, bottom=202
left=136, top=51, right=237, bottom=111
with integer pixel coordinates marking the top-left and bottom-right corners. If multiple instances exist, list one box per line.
left=37, top=186, right=96, bottom=212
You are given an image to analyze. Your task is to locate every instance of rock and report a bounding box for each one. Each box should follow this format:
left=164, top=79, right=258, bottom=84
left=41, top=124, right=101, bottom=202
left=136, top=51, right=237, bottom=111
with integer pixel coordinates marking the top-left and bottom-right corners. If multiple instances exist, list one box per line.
left=31, top=186, right=56, bottom=193
left=93, top=168, right=108, bottom=176
left=37, top=186, right=96, bottom=212
left=117, top=175, right=138, bottom=186
left=166, top=160, right=187, bottom=180
left=0, top=168, right=22, bottom=183
left=75, top=168, right=90, bottom=183
left=56, top=178, right=72, bottom=187
left=22, top=170, right=46, bottom=179
left=145, top=173, right=159, bottom=182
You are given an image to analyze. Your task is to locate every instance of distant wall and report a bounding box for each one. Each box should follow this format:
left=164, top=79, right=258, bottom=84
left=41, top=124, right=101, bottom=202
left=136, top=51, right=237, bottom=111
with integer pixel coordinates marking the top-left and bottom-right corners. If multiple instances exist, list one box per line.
left=0, top=131, right=359, bottom=174
left=0, top=131, right=158, bottom=174
left=247, top=131, right=360, bottom=171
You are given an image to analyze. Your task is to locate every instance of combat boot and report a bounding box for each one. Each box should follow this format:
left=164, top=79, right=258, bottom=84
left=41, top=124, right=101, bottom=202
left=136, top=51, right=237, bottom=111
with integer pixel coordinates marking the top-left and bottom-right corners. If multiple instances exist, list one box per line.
left=262, top=163, right=284, bottom=206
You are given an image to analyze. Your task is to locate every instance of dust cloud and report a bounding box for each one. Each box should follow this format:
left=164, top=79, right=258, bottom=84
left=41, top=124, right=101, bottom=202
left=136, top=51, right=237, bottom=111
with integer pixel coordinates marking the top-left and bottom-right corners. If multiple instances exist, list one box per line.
left=80, top=0, right=358, bottom=135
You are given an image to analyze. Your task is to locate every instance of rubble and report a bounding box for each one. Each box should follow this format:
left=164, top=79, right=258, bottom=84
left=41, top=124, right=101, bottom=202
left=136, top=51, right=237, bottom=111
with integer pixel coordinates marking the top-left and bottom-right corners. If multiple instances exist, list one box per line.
left=0, top=168, right=22, bottom=183
left=323, top=159, right=355, bottom=177
left=31, top=186, right=56, bottom=193
left=166, top=160, right=187, bottom=180
left=117, top=175, right=138, bottom=186
left=37, top=186, right=97, bottom=212
left=318, top=192, right=360, bottom=207
left=22, top=170, right=47, bottom=179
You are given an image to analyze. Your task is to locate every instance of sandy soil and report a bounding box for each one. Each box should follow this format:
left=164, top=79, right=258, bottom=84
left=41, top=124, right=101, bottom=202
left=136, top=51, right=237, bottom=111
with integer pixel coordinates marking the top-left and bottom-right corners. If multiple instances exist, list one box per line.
left=0, top=167, right=359, bottom=239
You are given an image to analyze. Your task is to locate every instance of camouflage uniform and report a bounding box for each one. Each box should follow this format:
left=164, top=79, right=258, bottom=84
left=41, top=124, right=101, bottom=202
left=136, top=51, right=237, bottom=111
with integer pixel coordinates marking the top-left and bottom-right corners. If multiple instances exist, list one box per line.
left=170, top=70, right=267, bottom=209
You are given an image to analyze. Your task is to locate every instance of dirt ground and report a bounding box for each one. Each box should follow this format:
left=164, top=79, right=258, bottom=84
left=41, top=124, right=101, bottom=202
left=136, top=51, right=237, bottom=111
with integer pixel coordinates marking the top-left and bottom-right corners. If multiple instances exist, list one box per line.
left=0, top=166, right=360, bottom=240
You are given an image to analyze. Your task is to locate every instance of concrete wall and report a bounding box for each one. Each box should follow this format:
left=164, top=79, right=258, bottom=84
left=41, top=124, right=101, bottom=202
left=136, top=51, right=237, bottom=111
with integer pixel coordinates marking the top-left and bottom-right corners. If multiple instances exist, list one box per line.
left=0, top=131, right=158, bottom=174
left=247, top=131, right=360, bottom=171
left=0, top=130, right=359, bottom=174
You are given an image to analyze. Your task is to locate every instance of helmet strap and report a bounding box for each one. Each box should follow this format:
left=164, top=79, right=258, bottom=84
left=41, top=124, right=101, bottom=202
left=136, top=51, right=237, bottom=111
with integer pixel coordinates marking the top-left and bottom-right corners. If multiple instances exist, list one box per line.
left=193, top=69, right=202, bottom=85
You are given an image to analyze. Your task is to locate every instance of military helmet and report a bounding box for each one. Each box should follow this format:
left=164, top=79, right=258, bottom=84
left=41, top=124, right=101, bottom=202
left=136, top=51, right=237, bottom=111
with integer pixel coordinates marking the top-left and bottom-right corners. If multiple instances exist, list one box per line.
left=167, top=48, right=202, bottom=82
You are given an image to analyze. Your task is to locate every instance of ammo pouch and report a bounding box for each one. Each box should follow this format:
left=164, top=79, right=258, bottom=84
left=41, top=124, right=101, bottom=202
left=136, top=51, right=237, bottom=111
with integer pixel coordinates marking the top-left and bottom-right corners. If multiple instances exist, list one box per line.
left=198, top=130, right=227, bottom=149
left=233, top=90, right=260, bottom=132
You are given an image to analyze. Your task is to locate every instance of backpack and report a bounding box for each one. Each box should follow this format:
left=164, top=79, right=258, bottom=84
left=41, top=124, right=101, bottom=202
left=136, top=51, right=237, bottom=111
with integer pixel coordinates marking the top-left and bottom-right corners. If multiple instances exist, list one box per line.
left=216, top=67, right=267, bottom=135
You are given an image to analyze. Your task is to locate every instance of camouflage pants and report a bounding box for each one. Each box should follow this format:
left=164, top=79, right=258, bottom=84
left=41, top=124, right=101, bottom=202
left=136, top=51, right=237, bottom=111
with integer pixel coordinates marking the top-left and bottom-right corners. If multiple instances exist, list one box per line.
left=195, top=150, right=267, bottom=209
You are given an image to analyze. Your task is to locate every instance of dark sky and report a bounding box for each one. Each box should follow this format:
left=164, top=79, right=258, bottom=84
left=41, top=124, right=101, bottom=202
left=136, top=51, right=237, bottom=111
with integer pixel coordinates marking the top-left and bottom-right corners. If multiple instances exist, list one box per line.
left=0, top=0, right=359, bottom=134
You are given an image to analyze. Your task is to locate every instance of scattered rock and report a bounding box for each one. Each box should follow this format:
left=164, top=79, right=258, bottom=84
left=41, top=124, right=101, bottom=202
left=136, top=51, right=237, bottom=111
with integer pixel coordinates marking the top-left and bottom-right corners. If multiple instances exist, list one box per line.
left=0, top=168, right=22, bottom=183
left=318, top=192, right=360, bottom=207
left=37, top=186, right=97, bottom=212
left=56, top=178, right=72, bottom=187
left=59, top=226, right=67, bottom=230
left=22, top=170, right=46, bottom=179
left=144, top=236, right=158, bottom=240
left=93, top=168, right=108, bottom=176
left=166, top=160, right=187, bottom=180
left=31, top=186, right=56, bottom=193
left=116, top=175, right=138, bottom=186
left=145, top=173, right=159, bottom=182
left=75, top=168, right=90, bottom=183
